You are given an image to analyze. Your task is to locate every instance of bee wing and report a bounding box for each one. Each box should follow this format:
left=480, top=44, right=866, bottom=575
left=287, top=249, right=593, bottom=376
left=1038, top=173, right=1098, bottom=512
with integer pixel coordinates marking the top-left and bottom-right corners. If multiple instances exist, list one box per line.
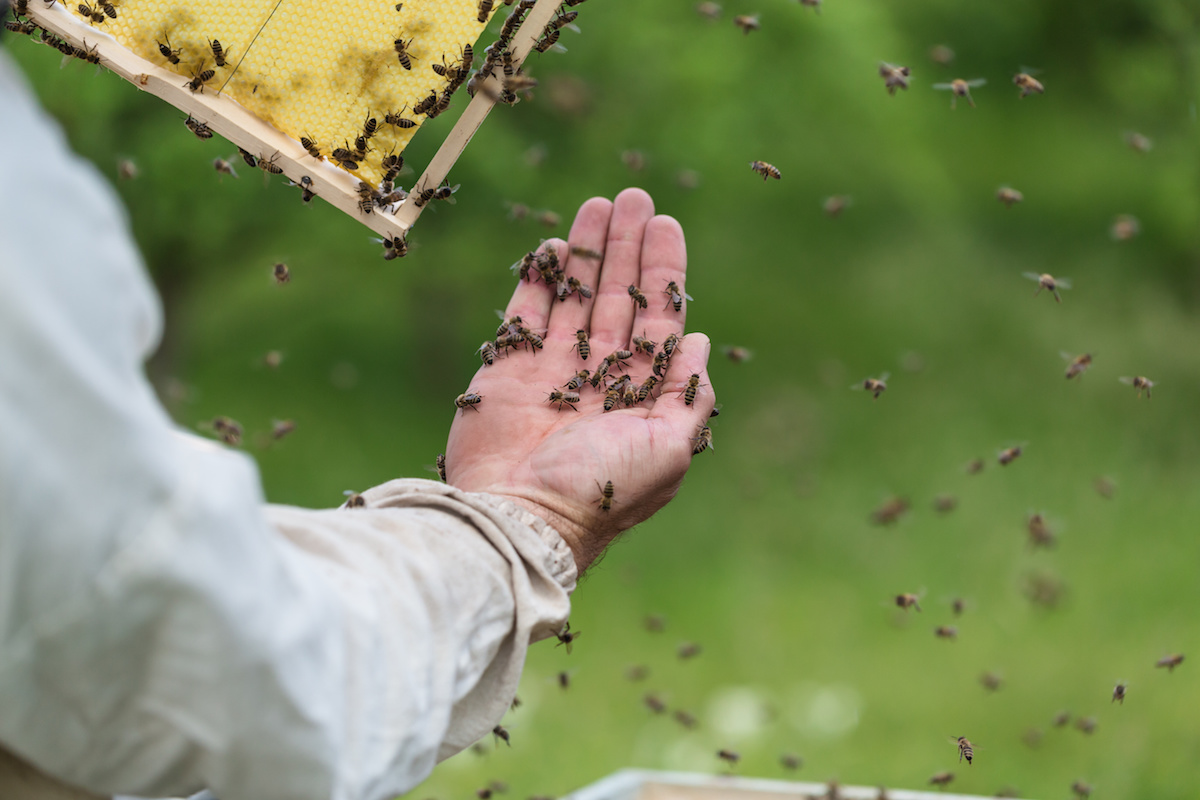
left=931, top=82, right=955, bottom=90
left=1018, top=65, right=1043, bottom=76
left=683, top=291, right=695, bottom=301
left=966, top=78, right=988, bottom=87
left=850, top=381, right=867, bottom=391
left=1118, top=376, right=1136, bottom=385
left=1054, top=277, right=1073, bottom=289
left=1022, top=271, right=1043, bottom=283
left=494, top=308, right=508, bottom=320
left=1060, top=350, right=1078, bottom=362
left=878, top=372, right=891, bottom=382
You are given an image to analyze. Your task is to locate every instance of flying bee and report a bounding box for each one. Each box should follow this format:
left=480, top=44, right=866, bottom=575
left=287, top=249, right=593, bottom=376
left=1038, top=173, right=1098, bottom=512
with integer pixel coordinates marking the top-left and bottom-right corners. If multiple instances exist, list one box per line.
left=1063, top=351, right=1092, bottom=379
left=477, top=0, right=494, bottom=22
left=185, top=65, right=216, bottom=93
left=964, top=457, right=985, bottom=475
left=478, top=340, right=497, bottom=366
left=691, top=424, right=713, bottom=454
left=716, top=749, right=740, bottom=766
left=934, top=494, right=957, bottom=513
left=270, top=419, right=296, bottom=441
left=1112, top=682, right=1127, bottom=704
left=1095, top=476, right=1116, bottom=498
left=980, top=671, right=1003, bottom=691
left=663, top=280, right=691, bottom=312
left=1024, top=271, right=1071, bottom=302
left=212, top=158, right=238, bottom=177
left=1075, top=716, right=1097, bottom=735
left=928, top=772, right=954, bottom=788
left=732, top=13, right=759, bottom=33
left=996, top=186, right=1024, bottom=207
left=436, top=453, right=447, bottom=482
left=570, top=245, right=604, bottom=260
left=780, top=753, right=803, bottom=771
left=722, top=345, right=752, bottom=363
left=564, top=370, right=590, bottom=392
left=696, top=1, right=722, bottom=19
left=823, top=194, right=852, bottom=217
left=596, top=480, right=614, bottom=512
left=1027, top=512, right=1055, bottom=549
left=854, top=373, right=889, bottom=399
left=643, top=693, right=667, bottom=714
left=998, top=445, right=1023, bottom=466
left=951, top=597, right=966, bottom=615
left=871, top=496, right=909, bottom=525
left=271, top=262, right=291, bottom=283
left=895, top=593, right=922, bottom=612
left=546, top=389, right=580, bottom=411
left=1119, top=375, right=1154, bottom=398
left=492, top=725, right=510, bottom=747
left=933, top=78, right=986, bottom=108
left=1052, top=710, right=1071, bottom=727
left=632, top=334, right=656, bottom=356
left=455, top=392, right=483, bottom=413
left=209, top=39, right=227, bottom=67
left=343, top=490, right=367, bottom=508
left=1125, top=131, right=1153, bottom=153
left=184, top=114, right=213, bottom=139
left=750, top=160, right=781, bottom=180
left=1156, top=653, right=1184, bottom=671
left=672, top=709, right=699, bottom=729
left=1013, top=71, right=1045, bottom=97
left=954, top=736, right=974, bottom=765
left=1111, top=213, right=1141, bottom=241
left=157, top=37, right=182, bottom=63
left=117, top=159, right=139, bottom=181
left=210, top=416, right=243, bottom=446
left=934, top=625, right=958, bottom=640
left=627, top=284, right=649, bottom=309
left=555, top=622, right=581, bottom=652
left=393, top=36, right=413, bottom=69
left=878, top=62, right=911, bottom=94
left=573, top=330, right=590, bottom=361
left=1071, top=781, right=1092, bottom=800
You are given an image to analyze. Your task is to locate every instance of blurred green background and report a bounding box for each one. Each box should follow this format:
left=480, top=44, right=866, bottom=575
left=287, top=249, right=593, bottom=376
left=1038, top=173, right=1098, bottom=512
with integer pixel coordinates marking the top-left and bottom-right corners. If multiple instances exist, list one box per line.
left=6, top=0, right=1200, bottom=797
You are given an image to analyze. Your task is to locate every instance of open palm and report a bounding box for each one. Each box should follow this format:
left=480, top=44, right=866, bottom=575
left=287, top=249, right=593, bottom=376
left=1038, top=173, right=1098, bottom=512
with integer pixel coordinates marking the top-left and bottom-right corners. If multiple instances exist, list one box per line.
left=444, top=189, right=715, bottom=571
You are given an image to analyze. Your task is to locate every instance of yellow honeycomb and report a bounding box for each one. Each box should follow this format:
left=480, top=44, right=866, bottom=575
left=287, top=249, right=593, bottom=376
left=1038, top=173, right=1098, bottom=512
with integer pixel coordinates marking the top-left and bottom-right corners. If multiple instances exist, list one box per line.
left=71, top=0, right=498, bottom=185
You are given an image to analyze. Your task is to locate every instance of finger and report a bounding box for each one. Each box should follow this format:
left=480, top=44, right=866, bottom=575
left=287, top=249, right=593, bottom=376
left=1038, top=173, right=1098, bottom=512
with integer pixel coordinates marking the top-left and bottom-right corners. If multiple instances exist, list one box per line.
left=649, top=333, right=715, bottom=436
left=630, top=215, right=688, bottom=358
left=502, top=238, right=561, bottom=333
left=547, top=197, right=614, bottom=341
left=588, top=188, right=655, bottom=355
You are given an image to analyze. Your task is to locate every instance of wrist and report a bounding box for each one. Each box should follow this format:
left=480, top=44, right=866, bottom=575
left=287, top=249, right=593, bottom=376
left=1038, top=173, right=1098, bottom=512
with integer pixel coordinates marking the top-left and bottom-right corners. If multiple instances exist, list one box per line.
left=505, top=496, right=598, bottom=573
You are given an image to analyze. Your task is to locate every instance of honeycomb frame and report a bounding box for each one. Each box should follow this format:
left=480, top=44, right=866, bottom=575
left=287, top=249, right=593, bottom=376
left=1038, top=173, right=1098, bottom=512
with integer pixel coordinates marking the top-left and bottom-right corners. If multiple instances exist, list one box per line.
left=20, top=0, right=566, bottom=244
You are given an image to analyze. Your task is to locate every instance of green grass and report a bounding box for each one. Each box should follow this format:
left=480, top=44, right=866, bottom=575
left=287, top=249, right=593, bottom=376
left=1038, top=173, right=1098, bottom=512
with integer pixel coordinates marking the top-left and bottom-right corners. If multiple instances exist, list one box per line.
left=6, top=0, right=1200, bottom=796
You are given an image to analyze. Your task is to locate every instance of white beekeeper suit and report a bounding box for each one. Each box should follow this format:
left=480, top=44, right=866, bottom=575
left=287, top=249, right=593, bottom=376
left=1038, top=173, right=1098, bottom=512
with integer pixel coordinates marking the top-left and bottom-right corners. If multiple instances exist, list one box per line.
left=0, top=49, right=577, bottom=800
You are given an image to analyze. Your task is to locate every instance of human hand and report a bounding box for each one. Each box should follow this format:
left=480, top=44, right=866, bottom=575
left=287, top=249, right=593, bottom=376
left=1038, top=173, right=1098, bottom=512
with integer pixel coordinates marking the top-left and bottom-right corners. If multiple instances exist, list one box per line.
left=444, top=188, right=716, bottom=573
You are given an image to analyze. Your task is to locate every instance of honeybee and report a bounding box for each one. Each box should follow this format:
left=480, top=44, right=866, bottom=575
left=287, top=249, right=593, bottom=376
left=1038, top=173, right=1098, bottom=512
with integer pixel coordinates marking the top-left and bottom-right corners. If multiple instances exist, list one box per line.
left=434, top=181, right=460, bottom=203
left=210, top=416, right=243, bottom=446
left=1052, top=711, right=1071, bottom=727
left=563, top=370, right=590, bottom=392
left=681, top=373, right=705, bottom=405
left=604, top=350, right=632, bottom=372
left=1071, top=780, right=1092, bottom=799
left=663, top=280, right=691, bottom=312
left=1022, top=727, right=1044, bottom=749
left=591, top=359, right=611, bottom=388
left=1062, top=351, right=1092, bottom=379
left=157, top=36, right=181, bottom=64
left=236, top=148, right=257, bottom=168
left=342, top=490, right=367, bottom=508
left=750, top=160, right=782, bottom=180
left=381, top=152, right=404, bottom=180
left=478, top=340, right=497, bottom=365
left=1027, top=512, right=1055, bottom=549
left=554, top=621, right=581, bottom=653
left=871, top=496, right=909, bottom=525
left=393, top=36, right=413, bottom=69
left=384, top=109, right=416, bottom=129
left=361, top=115, right=378, bottom=140
left=477, top=0, right=495, bottom=22
left=663, top=333, right=681, bottom=357
left=560, top=330, right=588, bottom=362
left=878, top=62, right=911, bottom=94
left=934, top=625, right=958, bottom=640
left=455, top=392, right=483, bottom=413
left=932, top=77, right=986, bottom=108
left=536, top=209, right=561, bottom=227
left=651, top=351, right=670, bottom=378
left=1156, top=653, right=1184, bottom=671
left=259, top=153, right=284, bottom=175
left=732, top=13, right=759, bottom=33
left=273, top=262, right=290, bottom=283
left=638, top=375, right=660, bottom=403
left=933, top=494, right=957, bottom=514
left=209, top=39, right=227, bottom=67
left=413, top=181, right=438, bottom=207
left=678, top=641, right=702, bottom=659
left=928, top=772, right=954, bottom=788
left=997, top=445, right=1023, bottom=466
left=436, top=453, right=447, bottom=482
left=185, top=65, right=216, bottom=93
left=643, top=693, right=667, bottom=714
left=5, top=19, right=38, bottom=35
left=854, top=373, right=889, bottom=399
left=596, top=479, right=614, bottom=511
left=1119, top=375, right=1154, bottom=398
left=185, top=114, right=213, bottom=139
left=894, top=593, right=921, bottom=612
left=673, top=710, right=699, bottom=729
left=1095, top=476, right=1116, bottom=498
left=96, top=0, right=116, bottom=18
left=1024, top=570, right=1065, bottom=608
left=780, top=753, right=803, bottom=771
left=1112, top=682, right=1127, bottom=704
left=1013, top=71, right=1044, bottom=97
left=964, top=458, right=985, bottom=475
left=492, top=725, right=510, bottom=746
left=628, top=284, right=648, bottom=309
left=566, top=277, right=592, bottom=301
left=716, top=749, right=740, bottom=766
left=117, top=159, right=139, bottom=181
left=1024, top=272, right=1070, bottom=303
left=546, top=389, right=580, bottom=411
left=928, top=43, right=955, bottom=64
left=823, top=195, right=852, bottom=217
left=212, top=158, right=238, bottom=177
left=951, top=597, right=966, bottom=616
left=996, top=186, right=1023, bottom=207
left=1110, top=213, right=1140, bottom=241
left=722, top=345, right=752, bottom=363
left=980, top=671, right=1002, bottom=692
left=77, top=2, right=104, bottom=22
left=1074, top=716, right=1097, bottom=734
left=954, top=736, right=974, bottom=765
left=299, top=134, right=322, bottom=159
left=1125, top=131, right=1153, bottom=153
left=625, top=664, right=649, bottom=681
left=570, top=245, right=603, bottom=260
